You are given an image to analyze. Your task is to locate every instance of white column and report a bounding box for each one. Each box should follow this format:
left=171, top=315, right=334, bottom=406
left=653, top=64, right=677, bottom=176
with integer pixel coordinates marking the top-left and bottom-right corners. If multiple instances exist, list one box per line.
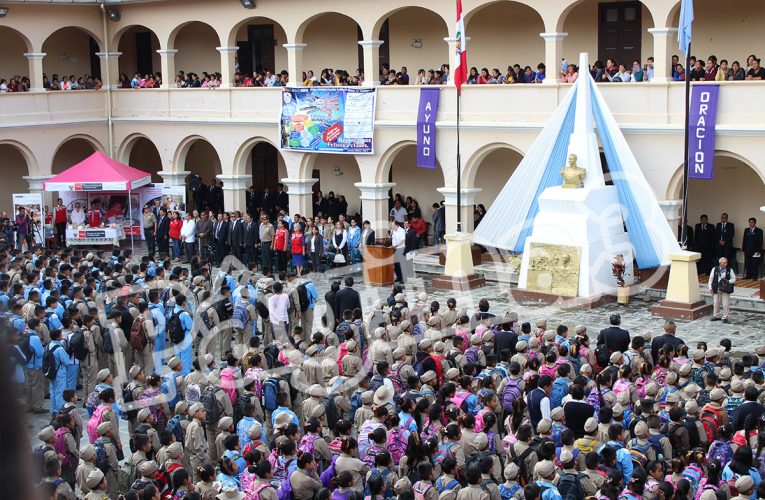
left=156, top=49, right=178, bottom=89
left=157, top=171, right=189, bottom=186
left=539, top=32, right=568, bottom=84
left=96, top=51, right=122, bottom=89
left=648, top=28, right=678, bottom=83
left=281, top=178, right=318, bottom=217
left=217, top=174, right=250, bottom=213
left=216, top=46, right=239, bottom=88
left=24, top=175, right=55, bottom=210
left=24, top=52, right=46, bottom=92
left=358, top=40, right=383, bottom=87
left=437, top=187, right=482, bottom=234
left=659, top=199, right=683, bottom=233
left=283, top=43, right=307, bottom=87
left=355, top=182, right=395, bottom=235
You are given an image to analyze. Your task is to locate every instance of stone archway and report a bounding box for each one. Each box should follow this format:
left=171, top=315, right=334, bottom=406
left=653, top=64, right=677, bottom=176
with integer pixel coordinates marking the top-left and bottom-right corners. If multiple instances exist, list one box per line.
left=464, top=144, right=524, bottom=212
left=119, top=135, right=163, bottom=183
left=0, top=142, right=35, bottom=211
left=51, top=136, right=102, bottom=174
left=42, top=27, right=103, bottom=82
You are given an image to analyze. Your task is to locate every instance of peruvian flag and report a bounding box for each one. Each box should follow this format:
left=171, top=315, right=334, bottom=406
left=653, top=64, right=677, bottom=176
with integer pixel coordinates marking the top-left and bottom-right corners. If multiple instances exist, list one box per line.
left=454, top=0, right=467, bottom=94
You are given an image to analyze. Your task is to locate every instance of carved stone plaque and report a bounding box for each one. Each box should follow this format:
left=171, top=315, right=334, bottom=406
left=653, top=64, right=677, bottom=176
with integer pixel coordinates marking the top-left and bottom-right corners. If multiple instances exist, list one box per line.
left=526, top=243, right=581, bottom=297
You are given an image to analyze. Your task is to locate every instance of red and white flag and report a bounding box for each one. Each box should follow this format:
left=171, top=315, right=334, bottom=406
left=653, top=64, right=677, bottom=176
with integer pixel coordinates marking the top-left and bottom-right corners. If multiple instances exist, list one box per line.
left=454, top=0, right=467, bottom=94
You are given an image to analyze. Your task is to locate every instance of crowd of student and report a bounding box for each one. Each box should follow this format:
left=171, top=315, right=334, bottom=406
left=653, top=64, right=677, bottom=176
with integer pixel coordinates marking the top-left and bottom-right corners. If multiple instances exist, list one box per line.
left=9, top=236, right=765, bottom=500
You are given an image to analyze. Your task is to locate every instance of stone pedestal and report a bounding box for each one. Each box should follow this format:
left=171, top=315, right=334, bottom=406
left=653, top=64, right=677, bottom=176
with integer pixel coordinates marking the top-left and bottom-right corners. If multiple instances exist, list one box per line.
left=651, top=251, right=713, bottom=319
left=432, top=233, right=485, bottom=290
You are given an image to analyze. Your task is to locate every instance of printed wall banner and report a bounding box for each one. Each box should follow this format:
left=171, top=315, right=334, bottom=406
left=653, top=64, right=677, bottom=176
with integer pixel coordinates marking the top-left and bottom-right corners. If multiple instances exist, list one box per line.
left=12, top=193, right=43, bottom=221
left=160, top=186, right=187, bottom=214
left=416, top=88, right=440, bottom=168
left=280, top=87, right=376, bottom=154
left=687, top=84, right=719, bottom=180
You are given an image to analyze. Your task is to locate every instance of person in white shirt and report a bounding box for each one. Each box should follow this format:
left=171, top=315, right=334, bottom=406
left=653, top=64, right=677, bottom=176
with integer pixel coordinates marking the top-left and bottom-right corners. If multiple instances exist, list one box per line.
left=70, top=203, right=86, bottom=226
left=180, top=213, right=196, bottom=262
left=708, top=256, right=736, bottom=323
left=390, top=220, right=406, bottom=283
left=389, top=200, right=407, bottom=224
left=267, top=281, right=290, bottom=343
left=612, top=64, right=633, bottom=82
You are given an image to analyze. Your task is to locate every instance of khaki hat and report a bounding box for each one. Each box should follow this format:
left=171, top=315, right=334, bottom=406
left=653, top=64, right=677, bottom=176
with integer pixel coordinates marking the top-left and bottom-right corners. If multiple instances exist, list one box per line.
left=529, top=337, right=540, bottom=349
left=634, top=421, right=649, bottom=437
left=193, top=275, right=205, bottom=286
left=38, top=426, right=55, bottom=442
left=137, top=408, right=152, bottom=423
left=399, top=320, right=411, bottom=331
left=504, top=462, right=520, bottom=480
left=736, top=475, right=754, bottom=493
left=559, top=448, right=574, bottom=466
left=419, top=338, right=433, bottom=350
left=346, top=340, right=357, bottom=351
left=386, top=326, right=401, bottom=338
left=167, top=442, right=183, bottom=459
left=584, top=417, right=598, bottom=433
left=470, top=334, right=482, bottom=346
left=421, top=370, right=436, bottom=384
left=309, top=404, right=326, bottom=418
left=374, top=327, right=386, bottom=339
left=96, top=368, right=111, bottom=382
left=361, top=390, right=374, bottom=404
left=97, top=421, right=112, bottom=435
left=574, top=325, right=586, bottom=335
left=732, top=378, right=745, bottom=395
left=543, top=330, right=556, bottom=342
left=720, top=366, right=732, bottom=380
left=309, top=384, right=325, bottom=398
left=445, top=367, right=460, bottom=380
left=692, top=349, right=706, bottom=361
left=550, top=407, right=564, bottom=421
left=434, top=341, right=445, bottom=353
left=275, top=412, right=293, bottom=429
left=474, top=432, right=489, bottom=451
left=394, top=477, right=412, bottom=495
left=204, top=353, right=214, bottom=366
left=612, top=403, right=625, bottom=415
left=129, top=365, right=141, bottom=379
left=482, top=331, right=493, bottom=343
left=175, top=400, right=189, bottom=416
left=645, top=382, right=659, bottom=396
left=168, top=356, right=181, bottom=369
left=756, top=346, right=765, bottom=356
left=86, top=469, right=105, bottom=489
left=140, top=460, right=159, bottom=477
left=706, top=347, right=720, bottom=358
left=580, top=364, right=592, bottom=374
left=217, top=486, right=246, bottom=500
left=80, top=444, right=96, bottom=461
left=85, top=252, right=95, bottom=261
left=535, top=460, right=555, bottom=479
left=248, top=422, right=263, bottom=440
left=505, top=311, right=519, bottom=323
left=395, top=293, right=405, bottom=303
left=665, top=391, right=681, bottom=404
left=609, top=351, right=623, bottom=364
left=189, top=402, right=205, bottom=416
left=665, top=372, right=678, bottom=385
left=305, top=344, right=319, bottom=356
left=685, top=400, right=699, bottom=415
left=710, top=388, right=727, bottom=402
left=536, top=418, right=552, bottom=434
left=679, top=362, right=692, bottom=376
left=515, top=341, right=528, bottom=351
left=217, top=416, right=234, bottom=431
left=324, top=345, right=337, bottom=357
left=641, top=330, right=652, bottom=341
left=374, top=386, right=395, bottom=406
left=535, top=319, right=546, bottom=328
left=683, top=383, right=701, bottom=397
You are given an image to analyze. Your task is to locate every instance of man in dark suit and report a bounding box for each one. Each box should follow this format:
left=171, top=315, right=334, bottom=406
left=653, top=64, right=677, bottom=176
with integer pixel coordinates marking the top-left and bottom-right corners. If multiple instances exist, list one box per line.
left=275, top=183, right=289, bottom=215
left=206, top=179, right=218, bottom=213
left=742, top=217, right=763, bottom=279
left=214, top=213, right=230, bottom=265
left=716, top=212, right=735, bottom=262
left=335, top=276, right=362, bottom=319
left=215, top=181, right=225, bottom=212
left=404, top=219, right=418, bottom=253
left=228, top=211, right=245, bottom=261
left=597, top=313, right=631, bottom=353
left=677, top=224, right=694, bottom=249
left=694, top=214, right=717, bottom=274
left=155, top=208, right=170, bottom=255
left=261, top=187, right=274, bottom=220
left=243, top=213, right=260, bottom=266
left=246, top=186, right=259, bottom=216
left=360, top=220, right=376, bottom=253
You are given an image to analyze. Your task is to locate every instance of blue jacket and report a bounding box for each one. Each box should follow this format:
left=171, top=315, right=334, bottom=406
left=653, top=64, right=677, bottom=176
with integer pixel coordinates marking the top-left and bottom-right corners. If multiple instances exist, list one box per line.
left=25, top=332, right=44, bottom=369
left=49, top=340, right=71, bottom=379
left=536, top=480, right=562, bottom=500
left=601, top=441, right=633, bottom=483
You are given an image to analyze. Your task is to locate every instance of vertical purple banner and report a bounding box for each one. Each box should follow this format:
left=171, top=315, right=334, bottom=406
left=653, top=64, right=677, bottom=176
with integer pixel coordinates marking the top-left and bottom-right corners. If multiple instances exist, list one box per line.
left=688, top=85, right=719, bottom=180
left=417, top=88, right=440, bottom=168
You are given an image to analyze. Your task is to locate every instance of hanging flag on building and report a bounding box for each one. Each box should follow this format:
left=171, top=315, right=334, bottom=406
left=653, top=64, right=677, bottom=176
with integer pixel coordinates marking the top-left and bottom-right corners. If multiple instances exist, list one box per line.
left=454, top=0, right=467, bottom=94
left=677, top=0, right=694, bottom=57
left=687, top=85, right=719, bottom=180
left=416, top=88, right=440, bottom=168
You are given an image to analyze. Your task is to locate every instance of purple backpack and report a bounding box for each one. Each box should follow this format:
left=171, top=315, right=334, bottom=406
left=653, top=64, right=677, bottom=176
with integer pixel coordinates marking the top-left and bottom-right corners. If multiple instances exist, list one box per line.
left=502, top=378, right=522, bottom=412
left=276, top=470, right=294, bottom=500
left=321, top=455, right=339, bottom=489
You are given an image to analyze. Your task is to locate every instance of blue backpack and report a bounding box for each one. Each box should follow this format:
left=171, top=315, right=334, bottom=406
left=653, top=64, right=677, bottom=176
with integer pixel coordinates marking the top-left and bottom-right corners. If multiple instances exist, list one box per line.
left=232, top=303, right=249, bottom=330
left=262, top=378, right=279, bottom=412
left=166, top=415, right=184, bottom=443
left=550, top=378, right=569, bottom=408
left=276, top=469, right=294, bottom=500
left=94, top=438, right=109, bottom=474
left=349, top=391, right=362, bottom=422
left=365, top=468, right=393, bottom=498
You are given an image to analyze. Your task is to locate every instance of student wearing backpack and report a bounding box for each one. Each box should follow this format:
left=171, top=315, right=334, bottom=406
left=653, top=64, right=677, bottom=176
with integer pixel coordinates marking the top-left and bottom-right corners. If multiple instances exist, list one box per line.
left=94, top=421, right=120, bottom=499
left=40, top=451, right=77, bottom=500
left=184, top=402, right=210, bottom=482
left=557, top=449, right=585, bottom=500
left=46, top=328, right=71, bottom=414
left=456, top=465, right=491, bottom=500
left=335, top=436, right=370, bottom=492
left=169, top=294, right=193, bottom=376
left=23, top=321, right=46, bottom=413
left=131, top=302, right=156, bottom=376
left=75, top=445, right=98, bottom=495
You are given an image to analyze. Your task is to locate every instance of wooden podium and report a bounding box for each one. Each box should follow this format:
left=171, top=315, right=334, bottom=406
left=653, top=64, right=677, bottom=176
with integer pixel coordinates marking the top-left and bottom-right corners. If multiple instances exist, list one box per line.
left=363, top=245, right=395, bottom=286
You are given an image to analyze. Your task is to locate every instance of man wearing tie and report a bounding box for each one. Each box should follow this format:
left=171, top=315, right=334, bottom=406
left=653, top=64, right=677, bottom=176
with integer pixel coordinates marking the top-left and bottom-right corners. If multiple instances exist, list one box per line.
left=261, top=187, right=274, bottom=221
left=214, top=213, right=229, bottom=265
left=275, top=183, right=289, bottom=215
left=228, top=211, right=245, bottom=261
left=360, top=220, right=375, bottom=251
left=156, top=208, right=170, bottom=255
left=742, top=217, right=763, bottom=280
left=694, top=214, right=717, bottom=273
left=246, top=186, right=258, bottom=216
left=243, top=213, right=259, bottom=266
left=715, top=212, right=735, bottom=263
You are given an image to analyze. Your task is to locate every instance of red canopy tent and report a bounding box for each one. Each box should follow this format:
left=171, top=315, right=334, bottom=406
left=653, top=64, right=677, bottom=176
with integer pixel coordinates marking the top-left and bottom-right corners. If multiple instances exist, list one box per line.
left=43, top=151, right=153, bottom=252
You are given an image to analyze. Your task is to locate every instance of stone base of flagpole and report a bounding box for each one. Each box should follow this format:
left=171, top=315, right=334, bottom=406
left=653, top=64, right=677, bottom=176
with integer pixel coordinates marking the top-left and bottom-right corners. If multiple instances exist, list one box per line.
left=432, top=232, right=486, bottom=291
left=651, top=251, right=712, bottom=320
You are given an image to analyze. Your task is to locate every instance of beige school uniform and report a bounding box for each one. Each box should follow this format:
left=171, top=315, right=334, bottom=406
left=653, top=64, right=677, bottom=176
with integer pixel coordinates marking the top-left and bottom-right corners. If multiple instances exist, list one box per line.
left=456, top=484, right=491, bottom=500
left=185, top=418, right=209, bottom=481
left=342, top=353, right=363, bottom=378
left=335, top=454, right=370, bottom=492
left=290, top=469, right=323, bottom=500
left=76, top=461, right=97, bottom=494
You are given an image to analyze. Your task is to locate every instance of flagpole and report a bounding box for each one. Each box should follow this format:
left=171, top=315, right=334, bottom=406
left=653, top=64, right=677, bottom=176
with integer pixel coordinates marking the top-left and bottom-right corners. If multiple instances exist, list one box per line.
left=680, top=43, right=692, bottom=248
left=456, top=91, right=462, bottom=233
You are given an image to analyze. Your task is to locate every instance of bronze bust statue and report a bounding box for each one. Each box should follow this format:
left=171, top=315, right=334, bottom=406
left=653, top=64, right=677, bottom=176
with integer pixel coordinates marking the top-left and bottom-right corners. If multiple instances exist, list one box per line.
left=560, top=153, right=586, bottom=189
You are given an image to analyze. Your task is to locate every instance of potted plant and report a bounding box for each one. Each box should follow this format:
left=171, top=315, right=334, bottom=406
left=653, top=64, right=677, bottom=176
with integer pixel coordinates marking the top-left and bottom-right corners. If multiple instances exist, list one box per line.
left=612, top=253, right=629, bottom=304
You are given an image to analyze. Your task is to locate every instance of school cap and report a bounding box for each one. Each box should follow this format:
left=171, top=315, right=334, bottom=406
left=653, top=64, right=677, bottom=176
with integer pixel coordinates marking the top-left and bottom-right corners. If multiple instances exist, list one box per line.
left=580, top=364, right=592, bottom=374
left=550, top=407, right=564, bottom=421
left=543, top=330, right=556, bottom=342
left=274, top=435, right=290, bottom=449
left=189, top=402, right=204, bottom=415
left=309, top=404, right=326, bottom=418
left=574, top=325, right=586, bottom=335
left=665, top=391, right=681, bottom=404
left=361, top=390, right=374, bottom=404
left=374, top=386, right=395, bottom=406
left=504, top=462, right=520, bottom=479
left=248, top=422, right=263, bottom=440
left=346, top=340, right=357, bottom=351
left=275, top=412, right=293, bottom=429
left=309, top=384, right=324, bottom=398
left=96, top=369, right=111, bottom=382
left=710, top=388, right=727, bottom=402
left=515, top=341, right=528, bottom=351
left=535, top=460, right=555, bottom=479
left=559, top=448, right=574, bottom=466
left=720, top=366, right=732, bottom=380
left=645, top=382, right=659, bottom=396
left=692, top=349, right=706, bottom=361
left=470, top=334, right=482, bottom=346
left=757, top=345, right=765, bottom=356
left=217, top=416, right=234, bottom=431
left=38, top=426, right=55, bottom=442
left=129, top=365, right=141, bottom=379
left=736, top=475, right=754, bottom=493
left=679, top=362, right=692, bottom=376
left=634, top=421, right=649, bottom=437
left=395, top=293, right=405, bottom=303
left=418, top=292, right=428, bottom=302
left=137, top=408, right=152, bottom=423
left=732, top=378, right=745, bottom=395
left=175, top=400, right=189, bottom=416
left=80, top=445, right=96, bottom=461
left=584, top=417, right=598, bottom=433
left=685, top=400, right=699, bottom=415
left=192, top=275, right=205, bottom=286
left=535, top=319, right=546, bottom=328
left=374, top=327, right=386, bottom=339
left=665, top=372, right=678, bottom=385
left=421, top=370, right=436, bottom=384
left=506, top=312, right=519, bottom=323
left=612, top=403, right=625, bottom=415
left=482, top=331, right=493, bottom=343
left=399, top=320, right=411, bottom=331
left=529, top=337, right=540, bottom=349
left=474, top=432, right=489, bottom=451
left=419, top=338, right=433, bottom=350
left=609, top=351, right=623, bottom=364
left=394, top=477, right=412, bottom=495
left=536, top=418, right=552, bottom=434
left=86, top=469, right=105, bottom=489
left=168, top=356, right=181, bottom=369
left=167, top=442, right=183, bottom=459
left=140, top=460, right=159, bottom=476
left=445, top=368, right=460, bottom=380
left=434, top=341, right=445, bottom=353
left=305, top=344, right=319, bottom=356
left=97, top=421, right=112, bottom=435
left=683, top=383, right=701, bottom=398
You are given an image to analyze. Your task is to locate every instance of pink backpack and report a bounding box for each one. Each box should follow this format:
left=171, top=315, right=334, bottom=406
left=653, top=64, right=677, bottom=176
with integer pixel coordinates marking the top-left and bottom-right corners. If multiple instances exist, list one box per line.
left=87, top=404, right=109, bottom=443
left=54, top=427, right=75, bottom=467
left=299, top=433, right=319, bottom=455
left=387, top=428, right=407, bottom=464
left=221, top=368, right=238, bottom=405
left=247, top=482, right=271, bottom=500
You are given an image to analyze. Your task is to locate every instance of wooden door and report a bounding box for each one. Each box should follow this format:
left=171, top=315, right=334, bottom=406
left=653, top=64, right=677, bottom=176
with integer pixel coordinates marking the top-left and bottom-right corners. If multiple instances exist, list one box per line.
left=598, top=2, right=642, bottom=67
left=135, top=32, right=153, bottom=75
left=248, top=24, right=275, bottom=73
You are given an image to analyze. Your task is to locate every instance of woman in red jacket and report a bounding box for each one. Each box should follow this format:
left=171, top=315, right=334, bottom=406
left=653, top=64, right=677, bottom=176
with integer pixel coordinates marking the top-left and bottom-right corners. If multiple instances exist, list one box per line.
left=271, top=220, right=289, bottom=273
left=291, top=226, right=305, bottom=277
left=169, top=211, right=183, bottom=260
